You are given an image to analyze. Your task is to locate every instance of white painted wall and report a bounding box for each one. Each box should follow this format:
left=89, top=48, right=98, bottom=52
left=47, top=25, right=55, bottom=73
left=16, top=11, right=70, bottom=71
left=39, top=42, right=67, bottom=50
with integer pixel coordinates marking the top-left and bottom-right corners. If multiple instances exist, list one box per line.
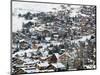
left=0, top=0, right=99, bottom=75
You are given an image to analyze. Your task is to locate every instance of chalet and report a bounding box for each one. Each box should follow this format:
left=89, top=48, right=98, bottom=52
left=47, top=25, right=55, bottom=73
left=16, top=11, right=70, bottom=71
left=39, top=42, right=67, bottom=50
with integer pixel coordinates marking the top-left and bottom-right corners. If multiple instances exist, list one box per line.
left=45, top=37, right=51, bottom=42
left=59, top=51, right=71, bottom=62
left=31, top=35, right=37, bottom=40
left=19, top=39, right=29, bottom=50
left=32, top=43, right=38, bottom=49
left=27, top=52, right=33, bottom=58
left=47, top=53, right=59, bottom=64
left=42, top=30, right=50, bottom=37
left=36, top=62, right=49, bottom=70
left=40, top=57, right=48, bottom=62
left=52, top=32, right=59, bottom=38
left=48, top=62, right=66, bottom=71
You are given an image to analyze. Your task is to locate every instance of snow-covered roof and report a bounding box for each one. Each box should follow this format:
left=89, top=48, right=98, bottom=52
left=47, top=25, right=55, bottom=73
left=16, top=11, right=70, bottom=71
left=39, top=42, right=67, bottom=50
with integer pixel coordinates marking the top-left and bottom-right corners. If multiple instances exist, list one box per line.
left=45, top=37, right=51, bottom=41
left=22, top=68, right=39, bottom=73
left=37, top=62, right=49, bottom=67
left=40, top=57, right=47, bottom=59
left=51, top=62, right=65, bottom=68
left=51, top=41, right=61, bottom=46
left=71, top=26, right=80, bottom=29
left=54, top=53, right=60, bottom=60
left=12, top=49, right=37, bottom=57
left=39, top=69, right=54, bottom=72
left=42, top=51, right=49, bottom=57
left=19, top=39, right=26, bottom=42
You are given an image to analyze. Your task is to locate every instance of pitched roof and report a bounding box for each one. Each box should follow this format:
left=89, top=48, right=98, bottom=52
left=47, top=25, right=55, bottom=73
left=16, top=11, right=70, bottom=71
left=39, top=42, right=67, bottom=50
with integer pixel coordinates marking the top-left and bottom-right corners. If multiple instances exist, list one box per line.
left=51, top=62, right=65, bottom=68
